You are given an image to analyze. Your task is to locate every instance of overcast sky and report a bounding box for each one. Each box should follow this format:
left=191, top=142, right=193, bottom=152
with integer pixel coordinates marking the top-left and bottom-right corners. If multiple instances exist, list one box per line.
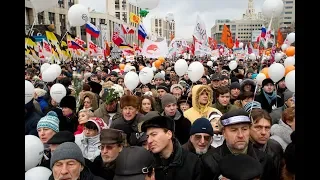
left=79, top=0, right=265, bottom=39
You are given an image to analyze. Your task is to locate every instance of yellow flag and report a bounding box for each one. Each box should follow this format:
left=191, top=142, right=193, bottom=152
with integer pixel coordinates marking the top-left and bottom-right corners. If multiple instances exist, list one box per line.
left=130, top=12, right=141, bottom=24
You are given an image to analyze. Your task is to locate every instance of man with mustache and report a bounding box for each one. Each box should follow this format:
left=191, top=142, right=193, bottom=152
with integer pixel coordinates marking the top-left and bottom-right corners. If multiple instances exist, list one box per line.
left=201, top=109, right=277, bottom=180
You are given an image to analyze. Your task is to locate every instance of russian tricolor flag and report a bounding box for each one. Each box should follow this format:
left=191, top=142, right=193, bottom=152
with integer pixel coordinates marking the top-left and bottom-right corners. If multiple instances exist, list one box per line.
left=86, top=22, right=100, bottom=38
left=138, top=23, right=147, bottom=42
left=260, top=27, right=266, bottom=38
left=70, top=41, right=85, bottom=51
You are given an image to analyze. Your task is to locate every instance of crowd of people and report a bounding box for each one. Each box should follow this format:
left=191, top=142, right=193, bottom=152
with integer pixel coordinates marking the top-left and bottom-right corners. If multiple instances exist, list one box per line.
left=25, top=55, right=295, bottom=180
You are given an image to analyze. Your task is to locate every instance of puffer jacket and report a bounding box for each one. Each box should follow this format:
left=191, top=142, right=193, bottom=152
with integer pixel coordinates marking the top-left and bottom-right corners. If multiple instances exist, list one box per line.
left=270, top=119, right=293, bottom=151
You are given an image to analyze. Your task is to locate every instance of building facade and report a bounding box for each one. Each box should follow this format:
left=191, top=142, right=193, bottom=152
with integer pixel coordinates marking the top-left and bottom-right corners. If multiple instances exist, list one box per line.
left=25, top=0, right=140, bottom=47
left=210, top=0, right=267, bottom=44
left=150, top=16, right=175, bottom=45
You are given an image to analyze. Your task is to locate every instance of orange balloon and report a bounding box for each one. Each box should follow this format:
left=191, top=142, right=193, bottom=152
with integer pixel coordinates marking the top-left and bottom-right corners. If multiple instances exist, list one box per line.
left=139, top=65, right=145, bottom=70
left=285, top=65, right=295, bottom=75
left=154, top=60, right=162, bottom=68
left=119, top=64, right=125, bottom=70
left=286, top=46, right=295, bottom=56
left=260, top=68, right=270, bottom=78
left=265, top=51, right=270, bottom=55
left=158, top=56, right=165, bottom=63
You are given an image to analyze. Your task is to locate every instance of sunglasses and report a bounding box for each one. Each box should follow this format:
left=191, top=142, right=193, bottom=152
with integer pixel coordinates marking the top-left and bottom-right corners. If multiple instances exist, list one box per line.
left=194, top=135, right=212, bottom=142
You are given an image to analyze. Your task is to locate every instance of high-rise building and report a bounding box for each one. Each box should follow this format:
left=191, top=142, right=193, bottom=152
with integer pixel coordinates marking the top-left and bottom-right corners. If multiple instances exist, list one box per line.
left=210, top=0, right=267, bottom=44
left=279, top=0, right=295, bottom=38
left=150, top=16, right=175, bottom=45
left=106, top=0, right=141, bottom=45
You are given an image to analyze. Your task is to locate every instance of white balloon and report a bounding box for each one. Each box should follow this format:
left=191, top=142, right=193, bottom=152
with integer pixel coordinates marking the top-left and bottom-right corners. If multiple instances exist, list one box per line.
left=152, top=66, right=157, bottom=72
left=284, top=56, right=295, bottom=67
left=227, top=57, right=231, bottom=61
left=281, top=44, right=289, bottom=51
left=187, top=61, right=204, bottom=82
left=285, top=70, right=295, bottom=92
left=127, top=0, right=160, bottom=10
left=40, top=63, right=50, bottom=73
left=207, top=61, right=213, bottom=67
left=29, top=0, right=57, bottom=13
left=287, top=33, right=295, bottom=44
left=139, top=67, right=154, bottom=85
left=25, top=80, right=35, bottom=104
left=50, top=83, right=67, bottom=103
left=262, top=0, right=284, bottom=18
left=25, top=135, right=44, bottom=171
left=268, top=63, right=285, bottom=82
left=255, top=73, right=267, bottom=86
left=228, top=60, right=238, bottom=70
left=124, top=71, right=140, bottom=91
left=25, top=167, right=52, bottom=180
left=249, top=53, right=256, bottom=60
left=274, top=53, right=282, bottom=62
left=68, top=4, right=90, bottom=26
left=124, top=64, right=132, bottom=73
left=174, top=59, right=189, bottom=76
left=42, top=68, right=57, bottom=82
left=239, top=42, right=244, bottom=48
left=50, top=64, right=62, bottom=77
left=210, top=57, right=215, bottom=61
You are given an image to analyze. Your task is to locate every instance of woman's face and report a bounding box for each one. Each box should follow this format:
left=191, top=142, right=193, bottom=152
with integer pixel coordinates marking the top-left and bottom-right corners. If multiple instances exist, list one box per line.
left=141, top=98, right=152, bottom=113
left=84, top=97, right=92, bottom=109
left=244, top=84, right=251, bottom=92
left=179, top=102, right=190, bottom=112
left=83, top=126, right=99, bottom=137
left=38, top=128, right=56, bottom=144
left=51, top=99, right=58, bottom=107
left=78, top=112, right=89, bottom=124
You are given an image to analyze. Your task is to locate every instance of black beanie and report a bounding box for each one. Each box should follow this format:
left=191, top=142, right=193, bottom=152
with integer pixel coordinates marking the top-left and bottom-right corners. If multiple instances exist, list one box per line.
left=262, top=78, right=274, bottom=87
left=230, top=82, right=241, bottom=90
left=190, top=118, right=214, bottom=136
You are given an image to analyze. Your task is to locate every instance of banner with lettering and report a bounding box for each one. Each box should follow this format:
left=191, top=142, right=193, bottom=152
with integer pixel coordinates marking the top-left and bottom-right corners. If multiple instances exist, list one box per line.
left=193, top=15, right=208, bottom=46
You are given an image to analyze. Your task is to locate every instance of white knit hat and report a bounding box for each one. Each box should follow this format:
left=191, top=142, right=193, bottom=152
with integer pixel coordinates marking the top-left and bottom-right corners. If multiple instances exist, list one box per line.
left=34, top=88, right=47, bottom=97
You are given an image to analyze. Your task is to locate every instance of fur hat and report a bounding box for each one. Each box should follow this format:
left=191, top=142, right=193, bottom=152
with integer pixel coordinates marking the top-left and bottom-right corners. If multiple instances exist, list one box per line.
left=81, top=91, right=99, bottom=111
left=120, top=95, right=140, bottom=109
left=60, top=96, right=76, bottom=111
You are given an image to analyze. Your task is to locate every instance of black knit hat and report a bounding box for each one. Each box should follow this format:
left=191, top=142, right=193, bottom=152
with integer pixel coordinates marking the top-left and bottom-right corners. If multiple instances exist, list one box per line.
left=190, top=118, right=214, bottom=136
left=59, top=96, right=76, bottom=111
left=262, top=78, right=274, bottom=87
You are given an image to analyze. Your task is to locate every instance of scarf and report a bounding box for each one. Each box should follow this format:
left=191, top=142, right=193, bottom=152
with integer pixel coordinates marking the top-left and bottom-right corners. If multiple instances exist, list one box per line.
left=263, top=90, right=277, bottom=105
left=82, top=134, right=100, bottom=146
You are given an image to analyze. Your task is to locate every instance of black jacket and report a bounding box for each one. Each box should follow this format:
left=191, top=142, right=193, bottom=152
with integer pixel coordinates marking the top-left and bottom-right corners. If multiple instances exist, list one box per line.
left=201, top=141, right=277, bottom=180
left=89, top=155, right=116, bottom=180
left=153, top=138, right=202, bottom=180
left=255, top=92, right=282, bottom=113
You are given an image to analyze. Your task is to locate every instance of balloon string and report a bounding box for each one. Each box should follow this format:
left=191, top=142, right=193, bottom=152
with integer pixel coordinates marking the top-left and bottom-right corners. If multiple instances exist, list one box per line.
left=185, top=82, right=194, bottom=103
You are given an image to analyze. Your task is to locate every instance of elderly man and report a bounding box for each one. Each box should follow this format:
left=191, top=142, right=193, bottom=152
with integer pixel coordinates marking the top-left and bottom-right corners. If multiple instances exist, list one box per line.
left=49, top=142, right=105, bottom=180
left=90, top=128, right=125, bottom=180
left=201, top=109, right=277, bottom=180
left=141, top=116, right=202, bottom=180
left=111, top=95, right=143, bottom=145
left=182, top=118, right=214, bottom=156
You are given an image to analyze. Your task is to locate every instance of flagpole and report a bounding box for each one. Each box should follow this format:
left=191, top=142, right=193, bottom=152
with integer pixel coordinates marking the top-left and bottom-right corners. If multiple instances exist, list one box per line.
left=86, top=32, right=91, bottom=60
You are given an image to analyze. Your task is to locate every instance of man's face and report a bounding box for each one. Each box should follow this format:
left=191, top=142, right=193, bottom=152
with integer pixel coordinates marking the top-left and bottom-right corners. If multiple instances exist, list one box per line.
left=278, top=80, right=286, bottom=89
left=223, top=123, right=250, bottom=152
left=263, top=83, right=274, bottom=93
left=147, top=128, right=172, bottom=154
left=250, top=118, right=271, bottom=145
left=157, top=89, right=167, bottom=99
left=170, top=71, right=176, bottom=77
left=122, top=106, right=137, bottom=121
left=211, top=80, right=220, bottom=89
left=172, top=88, right=182, bottom=99
left=164, top=103, right=177, bottom=116
left=52, top=159, right=83, bottom=180
left=110, top=75, right=117, bottom=82
left=154, top=78, right=163, bottom=86
left=218, top=93, right=230, bottom=106
left=230, top=88, right=240, bottom=98
left=221, top=79, right=229, bottom=86
left=100, top=144, right=123, bottom=163
left=190, top=133, right=212, bottom=155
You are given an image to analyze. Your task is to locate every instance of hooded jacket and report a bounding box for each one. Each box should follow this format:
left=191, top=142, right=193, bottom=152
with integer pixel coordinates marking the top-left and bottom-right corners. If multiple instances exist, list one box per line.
left=183, top=85, right=222, bottom=124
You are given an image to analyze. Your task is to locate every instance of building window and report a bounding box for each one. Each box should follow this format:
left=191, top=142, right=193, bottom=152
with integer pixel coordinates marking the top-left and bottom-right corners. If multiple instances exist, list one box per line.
left=285, top=6, right=293, bottom=9
left=284, top=17, right=292, bottom=19
left=91, top=18, right=96, bottom=25
left=159, top=19, right=162, bottom=27
left=286, top=1, right=293, bottom=4
left=155, top=20, right=158, bottom=27
left=59, top=14, right=66, bottom=28
left=70, top=27, right=76, bottom=35
left=38, top=12, right=45, bottom=24
left=115, top=0, right=120, bottom=10
left=48, top=12, right=55, bottom=24
left=285, top=11, right=292, bottom=14
left=122, top=12, right=127, bottom=23
left=122, top=0, right=126, bottom=10
left=115, top=12, right=120, bottom=19
left=219, top=25, right=223, bottom=31
left=58, top=0, right=64, bottom=8
left=68, top=0, right=74, bottom=8
left=100, top=19, right=106, bottom=24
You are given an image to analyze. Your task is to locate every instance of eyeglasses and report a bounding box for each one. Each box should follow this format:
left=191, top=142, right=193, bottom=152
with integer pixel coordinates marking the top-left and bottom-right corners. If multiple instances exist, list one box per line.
left=98, top=144, right=116, bottom=150
left=194, top=135, right=212, bottom=142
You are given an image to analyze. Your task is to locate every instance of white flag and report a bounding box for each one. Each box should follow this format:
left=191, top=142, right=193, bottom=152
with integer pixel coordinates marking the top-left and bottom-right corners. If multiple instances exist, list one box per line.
left=193, top=15, right=208, bottom=46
